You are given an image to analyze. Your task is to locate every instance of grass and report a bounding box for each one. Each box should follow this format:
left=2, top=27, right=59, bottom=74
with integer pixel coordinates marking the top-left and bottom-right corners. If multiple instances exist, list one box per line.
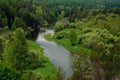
left=26, top=40, right=57, bottom=80
left=27, top=40, right=43, bottom=51
left=53, top=39, right=80, bottom=54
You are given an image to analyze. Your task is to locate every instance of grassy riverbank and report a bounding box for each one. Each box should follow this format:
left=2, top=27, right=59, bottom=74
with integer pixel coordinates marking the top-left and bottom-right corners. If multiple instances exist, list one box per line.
left=26, top=40, right=57, bottom=80
left=44, top=29, right=81, bottom=54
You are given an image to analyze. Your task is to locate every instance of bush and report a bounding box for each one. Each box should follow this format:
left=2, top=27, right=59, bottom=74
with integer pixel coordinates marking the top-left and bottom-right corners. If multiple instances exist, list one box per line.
left=26, top=51, right=42, bottom=69
left=69, top=29, right=77, bottom=45
left=0, top=64, right=22, bottom=80
left=55, top=18, right=69, bottom=32
left=54, top=31, right=69, bottom=39
left=69, top=23, right=76, bottom=28
left=22, top=71, right=41, bottom=80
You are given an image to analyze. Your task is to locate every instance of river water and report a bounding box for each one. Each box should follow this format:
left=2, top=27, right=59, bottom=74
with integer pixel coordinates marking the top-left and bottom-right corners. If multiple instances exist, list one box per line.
left=36, top=29, right=73, bottom=80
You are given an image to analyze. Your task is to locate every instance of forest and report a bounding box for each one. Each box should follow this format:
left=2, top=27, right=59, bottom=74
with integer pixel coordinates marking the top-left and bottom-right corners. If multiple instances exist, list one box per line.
left=0, top=0, right=120, bottom=80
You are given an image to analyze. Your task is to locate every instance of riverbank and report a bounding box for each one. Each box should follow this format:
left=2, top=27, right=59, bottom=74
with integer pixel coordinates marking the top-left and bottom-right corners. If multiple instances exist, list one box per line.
left=44, top=32, right=80, bottom=54
left=26, top=40, right=57, bottom=80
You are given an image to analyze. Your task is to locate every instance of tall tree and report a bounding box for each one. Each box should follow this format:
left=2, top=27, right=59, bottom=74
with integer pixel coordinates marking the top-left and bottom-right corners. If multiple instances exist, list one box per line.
left=70, top=51, right=92, bottom=80
left=69, top=29, right=77, bottom=45
left=3, top=28, right=28, bottom=70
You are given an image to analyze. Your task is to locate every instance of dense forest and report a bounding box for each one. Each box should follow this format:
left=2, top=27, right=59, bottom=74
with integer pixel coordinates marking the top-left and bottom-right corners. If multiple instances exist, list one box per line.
left=0, top=0, right=120, bottom=80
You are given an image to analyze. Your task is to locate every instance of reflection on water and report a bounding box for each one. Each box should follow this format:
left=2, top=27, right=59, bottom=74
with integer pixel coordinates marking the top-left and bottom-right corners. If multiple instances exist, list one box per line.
left=36, top=29, right=73, bottom=79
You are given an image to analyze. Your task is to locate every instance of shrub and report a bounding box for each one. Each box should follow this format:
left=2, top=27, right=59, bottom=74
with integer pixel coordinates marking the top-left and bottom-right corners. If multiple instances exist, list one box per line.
left=55, top=18, right=69, bottom=32
left=54, top=31, right=69, bottom=39
left=26, top=51, right=42, bottom=69
left=69, top=23, right=76, bottom=28
left=0, top=64, right=22, bottom=80
left=69, top=29, right=77, bottom=45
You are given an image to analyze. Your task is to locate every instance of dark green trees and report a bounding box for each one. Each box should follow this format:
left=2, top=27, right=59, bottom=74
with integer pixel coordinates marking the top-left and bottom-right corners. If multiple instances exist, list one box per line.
left=12, top=17, right=26, bottom=30
left=0, top=0, right=45, bottom=35
left=0, top=64, right=21, bottom=80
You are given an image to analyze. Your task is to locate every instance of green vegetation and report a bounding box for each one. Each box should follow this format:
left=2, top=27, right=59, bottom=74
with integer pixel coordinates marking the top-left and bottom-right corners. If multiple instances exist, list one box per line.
left=45, top=12, right=120, bottom=80
left=0, top=28, right=57, bottom=80
left=26, top=40, right=57, bottom=80
left=0, top=0, right=120, bottom=80
left=44, top=30, right=80, bottom=54
left=0, top=64, right=22, bottom=80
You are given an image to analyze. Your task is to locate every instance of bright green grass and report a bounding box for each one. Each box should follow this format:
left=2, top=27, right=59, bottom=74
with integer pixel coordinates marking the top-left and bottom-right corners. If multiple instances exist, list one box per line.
left=26, top=40, right=57, bottom=80
left=27, top=40, right=43, bottom=51
left=53, top=39, right=80, bottom=53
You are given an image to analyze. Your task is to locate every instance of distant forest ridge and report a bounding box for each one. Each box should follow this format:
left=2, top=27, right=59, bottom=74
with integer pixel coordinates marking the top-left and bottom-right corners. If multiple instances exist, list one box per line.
left=34, top=0, right=120, bottom=9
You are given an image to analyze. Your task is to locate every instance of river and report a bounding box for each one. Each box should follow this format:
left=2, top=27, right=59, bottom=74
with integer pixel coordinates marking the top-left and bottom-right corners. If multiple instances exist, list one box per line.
left=36, top=29, right=73, bottom=80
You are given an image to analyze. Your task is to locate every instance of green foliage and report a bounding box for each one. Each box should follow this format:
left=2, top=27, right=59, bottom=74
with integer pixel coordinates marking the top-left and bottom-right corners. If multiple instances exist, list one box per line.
left=25, top=40, right=57, bottom=80
left=0, top=27, right=11, bottom=60
left=22, top=71, right=41, bottom=80
left=35, top=6, right=43, bottom=16
left=54, top=31, right=69, bottom=39
left=52, top=18, right=120, bottom=79
left=0, top=15, right=7, bottom=27
left=3, top=28, right=41, bottom=70
left=69, top=23, right=76, bottom=28
left=3, top=28, right=28, bottom=70
left=0, top=0, right=45, bottom=34
left=69, top=29, right=77, bottom=45
left=106, top=14, right=120, bottom=34
left=58, top=11, right=65, bottom=21
left=0, top=0, right=120, bottom=80
left=0, top=64, right=22, bottom=80
left=78, top=28, right=120, bottom=79
left=44, top=34, right=53, bottom=41
left=0, top=36, right=4, bottom=60
left=33, top=0, right=120, bottom=23
left=0, top=28, right=57, bottom=79
left=55, top=18, right=69, bottom=32
left=25, top=51, right=42, bottom=69
left=85, top=13, right=120, bottom=35
left=70, top=53, right=92, bottom=80
left=12, top=17, right=26, bottom=30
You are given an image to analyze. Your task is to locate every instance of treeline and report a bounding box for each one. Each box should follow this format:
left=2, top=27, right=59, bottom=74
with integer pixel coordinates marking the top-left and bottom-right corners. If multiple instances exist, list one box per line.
left=33, top=0, right=120, bottom=23
left=0, top=0, right=120, bottom=31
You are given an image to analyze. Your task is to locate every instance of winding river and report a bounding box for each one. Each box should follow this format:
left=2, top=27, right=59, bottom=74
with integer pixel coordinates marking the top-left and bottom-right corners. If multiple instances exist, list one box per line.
left=36, top=29, right=73, bottom=79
